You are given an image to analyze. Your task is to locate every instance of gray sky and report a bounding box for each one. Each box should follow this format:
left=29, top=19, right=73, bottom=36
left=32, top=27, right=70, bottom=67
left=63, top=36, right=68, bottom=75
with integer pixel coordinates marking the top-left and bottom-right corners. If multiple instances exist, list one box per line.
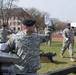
left=17, top=0, right=76, bottom=22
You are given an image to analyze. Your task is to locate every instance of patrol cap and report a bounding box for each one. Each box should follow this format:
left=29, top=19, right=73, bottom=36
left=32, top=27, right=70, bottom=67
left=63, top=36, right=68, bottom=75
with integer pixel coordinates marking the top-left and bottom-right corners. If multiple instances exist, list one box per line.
left=2, top=24, right=7, bottom=27
left=22, top=19, right=36, bottom=26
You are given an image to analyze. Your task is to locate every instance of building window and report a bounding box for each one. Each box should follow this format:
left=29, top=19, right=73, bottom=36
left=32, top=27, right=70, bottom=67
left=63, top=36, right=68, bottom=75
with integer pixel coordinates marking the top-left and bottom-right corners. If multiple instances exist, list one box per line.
left=13, top=22, right=16, bottom=25
left=18, top=22, right=21, bottom=25
left=18, top=17, right=20, bottom=20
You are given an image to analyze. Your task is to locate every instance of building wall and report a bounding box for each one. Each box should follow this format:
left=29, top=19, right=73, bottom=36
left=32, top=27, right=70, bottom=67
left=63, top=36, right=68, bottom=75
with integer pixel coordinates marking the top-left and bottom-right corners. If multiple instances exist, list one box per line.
left=0, top=8, right=25, bottom=30
left=8, top=16, right=21, bottom=30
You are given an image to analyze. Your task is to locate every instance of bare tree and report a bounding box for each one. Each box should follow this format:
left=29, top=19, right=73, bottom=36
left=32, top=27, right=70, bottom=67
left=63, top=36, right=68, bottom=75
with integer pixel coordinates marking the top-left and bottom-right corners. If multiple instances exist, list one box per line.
left=0, top=0, right=4, bottom=23
left=0, top=0, right=19, bottom=26
left=24, top=8, right=50, bottom=33
left=24, top=8, right=68, bottom=32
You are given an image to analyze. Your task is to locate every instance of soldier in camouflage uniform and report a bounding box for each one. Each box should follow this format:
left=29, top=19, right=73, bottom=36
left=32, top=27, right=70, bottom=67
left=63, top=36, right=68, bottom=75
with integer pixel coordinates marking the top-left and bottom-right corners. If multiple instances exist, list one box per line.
left=60, top=23, right=75, bottom=62
left=1, top=19, right=51, bottom=74
left=44, top=26, right=53, bottom=47
left=0, top=24, right=10, bottom=43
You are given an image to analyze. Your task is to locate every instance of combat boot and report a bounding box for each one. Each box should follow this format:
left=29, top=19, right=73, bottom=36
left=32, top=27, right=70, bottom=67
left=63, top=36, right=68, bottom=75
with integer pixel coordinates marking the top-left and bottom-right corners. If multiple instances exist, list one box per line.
left=70, top=58, right=75, bottom=62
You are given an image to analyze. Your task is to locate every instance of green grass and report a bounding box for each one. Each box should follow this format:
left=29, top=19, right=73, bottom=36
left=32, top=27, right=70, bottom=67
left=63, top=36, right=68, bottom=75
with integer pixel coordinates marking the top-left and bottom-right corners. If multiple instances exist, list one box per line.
left=38, top=42, right=76, bottom=75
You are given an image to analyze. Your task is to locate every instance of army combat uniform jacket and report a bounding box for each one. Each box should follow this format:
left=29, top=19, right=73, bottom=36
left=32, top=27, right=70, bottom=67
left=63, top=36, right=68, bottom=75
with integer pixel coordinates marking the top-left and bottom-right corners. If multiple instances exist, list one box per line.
left=0, top=29, right=9, bottom=43
left=3, top=30, right=51, bottom=74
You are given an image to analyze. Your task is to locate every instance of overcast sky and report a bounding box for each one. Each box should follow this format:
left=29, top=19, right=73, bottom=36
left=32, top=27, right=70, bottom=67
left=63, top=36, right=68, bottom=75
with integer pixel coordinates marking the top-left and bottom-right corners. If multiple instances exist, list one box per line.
left=17, top=0, right=76, bottom=22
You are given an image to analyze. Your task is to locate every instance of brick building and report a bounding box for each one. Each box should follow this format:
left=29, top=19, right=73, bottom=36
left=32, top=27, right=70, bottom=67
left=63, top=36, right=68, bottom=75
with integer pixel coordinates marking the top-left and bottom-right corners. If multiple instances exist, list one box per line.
left=0, top=8, right=28, bottom=31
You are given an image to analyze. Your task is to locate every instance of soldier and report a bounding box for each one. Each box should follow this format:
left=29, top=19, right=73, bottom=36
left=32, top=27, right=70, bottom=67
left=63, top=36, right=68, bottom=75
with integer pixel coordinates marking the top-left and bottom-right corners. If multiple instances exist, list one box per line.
left=44, top=26, right=53, bottom=47
left=0, top=24, right=10, bottom=43
left=60, top=23, right=75, bottom=62
left=1, top=19, right=51, bottom=74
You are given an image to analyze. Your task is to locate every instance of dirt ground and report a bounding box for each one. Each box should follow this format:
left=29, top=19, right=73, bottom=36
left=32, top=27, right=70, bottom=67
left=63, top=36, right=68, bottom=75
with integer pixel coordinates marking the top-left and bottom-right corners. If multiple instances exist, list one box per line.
left=52, top=34, right=76, bottom=42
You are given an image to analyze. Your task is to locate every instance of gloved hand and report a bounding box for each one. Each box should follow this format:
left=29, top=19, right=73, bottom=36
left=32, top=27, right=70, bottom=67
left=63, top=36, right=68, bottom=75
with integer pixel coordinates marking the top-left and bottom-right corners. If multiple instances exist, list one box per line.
left=65, top=38, right=68, bottom=41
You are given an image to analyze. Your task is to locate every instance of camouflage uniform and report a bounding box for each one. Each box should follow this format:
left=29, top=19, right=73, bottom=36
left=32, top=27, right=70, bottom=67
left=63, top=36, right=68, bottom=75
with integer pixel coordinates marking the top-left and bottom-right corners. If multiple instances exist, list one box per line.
left=60, top=27, right=74, bottom=58
left=45, top=26, right=53, bottom=46
left=3, top=29, right=51, bottom=74
left=0, top=29, right=9, bottom=43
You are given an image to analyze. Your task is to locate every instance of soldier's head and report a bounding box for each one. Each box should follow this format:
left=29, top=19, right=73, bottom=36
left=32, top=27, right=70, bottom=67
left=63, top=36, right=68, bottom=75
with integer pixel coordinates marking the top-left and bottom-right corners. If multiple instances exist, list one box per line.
left=22, top=19, right=36, bottom=34
left=2, top=24, right=7, bottom=29
left=67, top=23, right=71, bottom=29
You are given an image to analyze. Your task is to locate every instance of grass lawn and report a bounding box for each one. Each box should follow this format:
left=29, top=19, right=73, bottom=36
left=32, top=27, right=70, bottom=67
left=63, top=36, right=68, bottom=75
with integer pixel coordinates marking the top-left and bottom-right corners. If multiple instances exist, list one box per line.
left=38, top=41, right=76, bottom=75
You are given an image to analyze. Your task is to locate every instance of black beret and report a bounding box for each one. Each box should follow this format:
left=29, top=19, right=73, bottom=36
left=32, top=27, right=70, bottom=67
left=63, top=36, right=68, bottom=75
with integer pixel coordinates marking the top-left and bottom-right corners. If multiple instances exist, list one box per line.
left=2, top=24, right=7, bottom=27
left=22, top=19, right=36, bottom=26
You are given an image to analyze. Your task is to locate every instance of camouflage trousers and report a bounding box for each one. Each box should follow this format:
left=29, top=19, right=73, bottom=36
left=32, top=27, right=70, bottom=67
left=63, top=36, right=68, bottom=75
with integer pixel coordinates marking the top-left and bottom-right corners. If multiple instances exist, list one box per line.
left=61, top=40, right=74, bottom=58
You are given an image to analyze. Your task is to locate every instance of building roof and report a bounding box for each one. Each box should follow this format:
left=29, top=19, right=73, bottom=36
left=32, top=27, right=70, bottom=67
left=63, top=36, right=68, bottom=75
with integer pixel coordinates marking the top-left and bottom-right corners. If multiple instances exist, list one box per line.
left=0, top=8, right=29, bottom=17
